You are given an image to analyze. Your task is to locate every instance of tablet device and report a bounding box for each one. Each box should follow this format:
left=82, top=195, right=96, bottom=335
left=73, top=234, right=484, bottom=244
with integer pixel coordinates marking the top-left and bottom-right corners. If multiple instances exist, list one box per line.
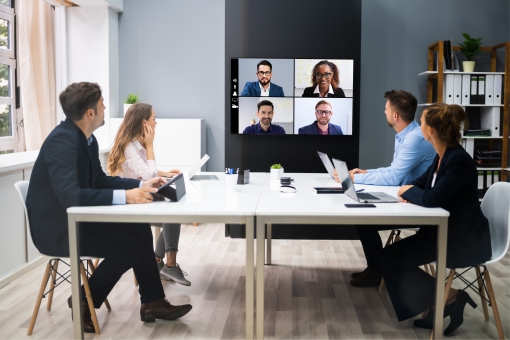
left=154, top=173, right=186, bottom=201
left=157, top=173, right=183, bottom=191
left=344, top=203, right=376, bottom=208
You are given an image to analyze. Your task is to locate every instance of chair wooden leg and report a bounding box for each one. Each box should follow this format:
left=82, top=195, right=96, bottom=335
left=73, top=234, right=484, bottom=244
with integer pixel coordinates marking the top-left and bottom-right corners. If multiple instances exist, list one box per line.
left=27, top=261, right=53, bottom=335
left=424, top=264, right=431, bottom=275
left=429, top=264, right=436, bottom=278
left=378, top=230, right=397, bottom=291
left=484, top=269, right=504, bottom=340
left=94, top=258, right=100, bottom=268
left=87, top=260, right=111, bottom=311
left=193, top=223, right=198, bottom=226
left=80, top=263, right=101, bottom=334
left=46, top=260, right=59, bottom=311
left=475, top=265, right=489, bottom=321
left=444, top=269, right=455, bottom=307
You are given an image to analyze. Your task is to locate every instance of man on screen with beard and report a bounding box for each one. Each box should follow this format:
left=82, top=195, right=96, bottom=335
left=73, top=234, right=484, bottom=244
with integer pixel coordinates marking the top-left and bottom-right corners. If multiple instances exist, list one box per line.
left=240, top=60, right=285, bottom=97
left=298, top=100, right=343, bottom=135
left=242, top=100, right=286, bottom=135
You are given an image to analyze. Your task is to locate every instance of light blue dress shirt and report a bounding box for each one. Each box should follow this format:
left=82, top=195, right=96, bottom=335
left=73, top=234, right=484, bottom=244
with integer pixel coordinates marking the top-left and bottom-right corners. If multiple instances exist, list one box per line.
left=354, top=120, right=436, bottom=186
left=87, top=136, right=142, bottom=205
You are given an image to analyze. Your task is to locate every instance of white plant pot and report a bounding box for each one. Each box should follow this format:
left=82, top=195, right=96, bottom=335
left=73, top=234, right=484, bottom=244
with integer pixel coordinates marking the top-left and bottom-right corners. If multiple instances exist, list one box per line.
left=270, top=168, right=284, bottom=180
left=462, top=61, right=475, bottom=73
left=124, top=103, right=133, bottom=116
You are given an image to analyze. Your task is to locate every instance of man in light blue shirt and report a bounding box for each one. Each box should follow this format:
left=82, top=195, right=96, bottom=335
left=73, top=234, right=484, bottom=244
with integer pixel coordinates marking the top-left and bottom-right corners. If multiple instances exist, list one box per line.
left=337, top=90, right=436, bottom=287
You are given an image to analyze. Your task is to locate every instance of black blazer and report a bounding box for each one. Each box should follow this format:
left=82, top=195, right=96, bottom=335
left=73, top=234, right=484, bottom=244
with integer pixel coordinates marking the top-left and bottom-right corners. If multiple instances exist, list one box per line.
left=301, top=86, right=346, bottom=98
left=401, top=145, right=492, bottom=268
left=26, top=119, right=140, bottom=257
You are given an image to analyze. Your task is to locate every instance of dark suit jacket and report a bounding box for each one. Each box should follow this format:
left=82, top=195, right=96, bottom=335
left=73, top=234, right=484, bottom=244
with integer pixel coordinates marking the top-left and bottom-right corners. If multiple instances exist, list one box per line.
left=298, top=121, right=343, bottom=135
left=301, top=86, right=346, bottom=98
left=401, top=145, right=491, bottom=268
left=240, top=81, right=285, bottom=97
left=26, top=119, right=140, bottom=257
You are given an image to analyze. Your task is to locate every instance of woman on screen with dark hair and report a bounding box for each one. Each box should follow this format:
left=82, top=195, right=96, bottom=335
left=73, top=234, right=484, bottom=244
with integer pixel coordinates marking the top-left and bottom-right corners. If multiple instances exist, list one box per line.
left=379, top=103, right=491, bottom=336
left=108, top=103, right=191, bottom=286
left=301, top=60, right=346, bottom=98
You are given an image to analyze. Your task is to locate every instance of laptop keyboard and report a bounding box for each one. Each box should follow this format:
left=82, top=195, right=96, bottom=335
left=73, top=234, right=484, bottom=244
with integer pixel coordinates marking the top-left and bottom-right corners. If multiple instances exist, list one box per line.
left=357, top=192, right=380, bottom=201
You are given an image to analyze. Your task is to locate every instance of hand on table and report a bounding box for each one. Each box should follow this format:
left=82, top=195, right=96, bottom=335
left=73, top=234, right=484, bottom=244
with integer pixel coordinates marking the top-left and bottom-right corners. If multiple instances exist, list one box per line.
left=398, top=185, right=413, bottom=203
left=126, top=187, right=158, bottom=204
left=142, top=176, right=166, bottom=188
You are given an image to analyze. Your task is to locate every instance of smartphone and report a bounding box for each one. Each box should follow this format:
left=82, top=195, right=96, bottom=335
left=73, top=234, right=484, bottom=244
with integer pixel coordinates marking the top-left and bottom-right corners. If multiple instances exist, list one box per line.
left=344, top=203, right=376, bottom=208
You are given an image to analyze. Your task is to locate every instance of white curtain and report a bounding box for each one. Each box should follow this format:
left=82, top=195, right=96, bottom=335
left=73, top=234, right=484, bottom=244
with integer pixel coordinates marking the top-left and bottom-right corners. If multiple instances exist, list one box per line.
left=18, top=0, right=56, bottom=150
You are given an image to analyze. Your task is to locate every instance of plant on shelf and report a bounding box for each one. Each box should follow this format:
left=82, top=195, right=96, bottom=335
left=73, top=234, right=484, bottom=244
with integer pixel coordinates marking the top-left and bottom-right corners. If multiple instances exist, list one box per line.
left=458, top=33, right=482, bottom=72
left=124, top=93, right=139, bottom=104
left=123, top=93, right=139, bottom=116
left=270, top=164, right=284, bottom=180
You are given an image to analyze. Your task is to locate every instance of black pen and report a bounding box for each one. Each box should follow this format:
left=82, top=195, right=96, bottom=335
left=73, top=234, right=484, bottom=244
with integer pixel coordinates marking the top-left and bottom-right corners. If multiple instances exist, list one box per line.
left=356, top=189, right=364, bottom=193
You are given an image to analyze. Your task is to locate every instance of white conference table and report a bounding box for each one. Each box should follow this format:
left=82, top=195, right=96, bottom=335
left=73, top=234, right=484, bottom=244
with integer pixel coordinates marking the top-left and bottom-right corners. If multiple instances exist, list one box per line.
left=67, top=172, right=266, bottom=340
left=255, top=173, right=450, bottom=340
left=67, top=172, right=450, bottom=340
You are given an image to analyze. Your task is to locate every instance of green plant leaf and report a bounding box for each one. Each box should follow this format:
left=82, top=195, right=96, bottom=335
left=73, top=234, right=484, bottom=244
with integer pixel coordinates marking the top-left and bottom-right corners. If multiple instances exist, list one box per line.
left=270, top=163, right=282, bottom=169
left=125, top=93, right=139, bottom=104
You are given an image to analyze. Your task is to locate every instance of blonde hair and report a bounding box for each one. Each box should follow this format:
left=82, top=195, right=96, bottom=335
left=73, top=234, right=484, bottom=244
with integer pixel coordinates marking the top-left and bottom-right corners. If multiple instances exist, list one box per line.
left=107, top=103, right=153, bottom=176
left=423, top=103, right=469, bottom=147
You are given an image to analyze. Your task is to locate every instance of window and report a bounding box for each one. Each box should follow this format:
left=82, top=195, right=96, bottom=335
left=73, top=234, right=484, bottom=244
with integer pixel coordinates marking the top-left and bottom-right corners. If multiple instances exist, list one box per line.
left=0, top=0, right=16, bottom=153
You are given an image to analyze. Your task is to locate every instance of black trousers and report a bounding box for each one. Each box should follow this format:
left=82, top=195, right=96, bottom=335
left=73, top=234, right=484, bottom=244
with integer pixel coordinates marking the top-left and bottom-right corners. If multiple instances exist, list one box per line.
left=79, top=222, right=165, bottom=308
left=354, top=225, right=399, bottom=269
left=377, top=228, right=438, bottom=321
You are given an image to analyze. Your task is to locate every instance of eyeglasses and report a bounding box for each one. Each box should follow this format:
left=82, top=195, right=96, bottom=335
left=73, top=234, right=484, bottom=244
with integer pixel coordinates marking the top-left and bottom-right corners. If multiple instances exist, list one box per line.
left=315, top=110, right=332, bottom=116
left=257, top=71, right=271, bottom=76
left=315, top=73, right=332, bottom=79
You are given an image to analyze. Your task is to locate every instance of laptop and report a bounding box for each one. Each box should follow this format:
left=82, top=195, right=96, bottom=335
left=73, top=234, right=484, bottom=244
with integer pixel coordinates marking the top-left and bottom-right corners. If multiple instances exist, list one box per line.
left=317, top=151, right=336, bottom=179
left=332, top=158, right=399, bottom=203
left=188, top=154, right=218, bottom=180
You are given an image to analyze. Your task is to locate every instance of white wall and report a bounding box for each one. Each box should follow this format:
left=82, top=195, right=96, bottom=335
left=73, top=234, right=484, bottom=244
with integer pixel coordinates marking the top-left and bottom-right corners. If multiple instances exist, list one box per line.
left=67, top=6, right=119, bottom=150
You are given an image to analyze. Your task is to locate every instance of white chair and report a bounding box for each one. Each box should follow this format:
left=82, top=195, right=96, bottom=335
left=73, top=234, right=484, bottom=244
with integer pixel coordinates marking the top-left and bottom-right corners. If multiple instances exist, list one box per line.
left=438, top=182, right=509, bottom=339
left=14, top=181, right=110, bottom=335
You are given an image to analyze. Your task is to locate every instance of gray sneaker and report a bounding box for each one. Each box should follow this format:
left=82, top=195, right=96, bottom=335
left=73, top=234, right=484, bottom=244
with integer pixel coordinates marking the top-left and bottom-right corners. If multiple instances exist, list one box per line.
left=157, top=261, right=172, bottom=281
left=160, top=264, right=191, bottom=286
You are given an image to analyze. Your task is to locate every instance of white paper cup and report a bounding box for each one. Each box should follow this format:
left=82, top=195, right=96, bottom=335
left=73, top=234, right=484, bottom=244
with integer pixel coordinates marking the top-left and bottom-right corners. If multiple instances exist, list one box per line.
left=225, top=173, right=238, bottom=191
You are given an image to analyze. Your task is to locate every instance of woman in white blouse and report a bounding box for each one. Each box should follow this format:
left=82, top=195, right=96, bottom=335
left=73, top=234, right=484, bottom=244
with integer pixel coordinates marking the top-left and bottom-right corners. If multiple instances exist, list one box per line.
left=108, top=103, right=190, bottom=286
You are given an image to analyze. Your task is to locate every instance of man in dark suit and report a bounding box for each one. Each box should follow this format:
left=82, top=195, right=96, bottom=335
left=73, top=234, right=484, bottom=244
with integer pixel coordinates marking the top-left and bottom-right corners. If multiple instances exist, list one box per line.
left=298, top=100, right=343, bottom=135
left=26, top=82, right=192, bottom=332
left=240, top=60, right=285, bottom=97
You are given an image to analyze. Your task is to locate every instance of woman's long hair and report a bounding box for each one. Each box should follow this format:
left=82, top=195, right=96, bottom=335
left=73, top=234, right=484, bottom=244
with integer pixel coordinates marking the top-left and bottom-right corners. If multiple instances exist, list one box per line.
left=310, top=60, right=340, bottom=89
left=107, top=103, right=153, bottom=176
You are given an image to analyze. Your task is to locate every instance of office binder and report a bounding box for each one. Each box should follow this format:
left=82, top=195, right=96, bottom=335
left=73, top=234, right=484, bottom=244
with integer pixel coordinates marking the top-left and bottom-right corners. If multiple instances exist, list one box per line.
left=485, top=74, right=495, bottom=105
left=481, top=107, right=500, bottom=137
left=443, top=40, right=452, bottom=70
left=463, top=138, right=475, bottom=158
left=478, top=75, right=485, bottom=105
left=453, top=74, right=462, bottom=104
left=494, top=74, right=502, bottom=105
left=444, top=74, right=455, bottom=104
left=461, top=74, right=471, bottom=105
left=470, top=75, right=478, bottom=104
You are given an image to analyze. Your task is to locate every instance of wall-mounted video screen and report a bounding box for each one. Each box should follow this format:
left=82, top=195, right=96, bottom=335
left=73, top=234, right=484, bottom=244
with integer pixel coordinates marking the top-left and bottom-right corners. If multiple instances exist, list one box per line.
left=230, top=58, right=354, bottom=135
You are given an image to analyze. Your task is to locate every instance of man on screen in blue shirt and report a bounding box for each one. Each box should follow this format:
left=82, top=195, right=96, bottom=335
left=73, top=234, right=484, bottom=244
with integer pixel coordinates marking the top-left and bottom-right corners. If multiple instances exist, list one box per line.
left=240, top=60, right=285, bottom=97
left=243, top=100, right=286, bottom=135
left=334, top=90, right=436, bottom=287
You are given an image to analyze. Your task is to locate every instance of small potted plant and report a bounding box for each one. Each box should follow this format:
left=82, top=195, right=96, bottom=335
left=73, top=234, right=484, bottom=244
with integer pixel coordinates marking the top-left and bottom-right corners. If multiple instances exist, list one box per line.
left=124, top=93, right=139, bottom=116
left=270, top=163, right=284, bottom=180
left=458, top=33, right=482, bottom=72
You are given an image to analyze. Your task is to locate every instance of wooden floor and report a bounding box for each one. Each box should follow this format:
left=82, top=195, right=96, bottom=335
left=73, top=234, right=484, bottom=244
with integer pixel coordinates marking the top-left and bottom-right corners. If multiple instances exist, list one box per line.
left=0, top=224, right=508, bottom=339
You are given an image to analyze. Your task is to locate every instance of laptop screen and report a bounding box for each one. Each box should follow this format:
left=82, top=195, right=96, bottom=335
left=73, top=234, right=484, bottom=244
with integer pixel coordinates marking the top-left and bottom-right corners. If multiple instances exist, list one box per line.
left=317, top=151, right=335, bottom=179
left=188, top=154, right=210, bottom=178
left=332, top=158, right=359, bottom=202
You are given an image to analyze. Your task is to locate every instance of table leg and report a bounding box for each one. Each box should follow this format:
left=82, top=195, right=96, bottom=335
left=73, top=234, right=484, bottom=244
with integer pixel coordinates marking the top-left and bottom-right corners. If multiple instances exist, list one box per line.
left=245, top=217, right=254, bottom=340
left=256, top=217, right=265, bottom=339
left=68, top=214, right=84, bottom=339
left=432, top=217, right=448, bottom=339
left=266, top=224, right=272, bottom=265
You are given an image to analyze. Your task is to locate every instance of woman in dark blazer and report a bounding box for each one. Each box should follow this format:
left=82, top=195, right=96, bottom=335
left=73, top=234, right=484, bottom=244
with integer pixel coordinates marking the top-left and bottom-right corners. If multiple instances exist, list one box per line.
left=379, top=103, right=491, bottom=336
left=301, top=60, right=346, bottom=98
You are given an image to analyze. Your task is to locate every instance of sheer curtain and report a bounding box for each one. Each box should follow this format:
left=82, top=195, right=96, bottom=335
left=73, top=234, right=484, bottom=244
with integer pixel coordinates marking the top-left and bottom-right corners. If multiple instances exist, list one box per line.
left=18, top=0, right=56, bottom=150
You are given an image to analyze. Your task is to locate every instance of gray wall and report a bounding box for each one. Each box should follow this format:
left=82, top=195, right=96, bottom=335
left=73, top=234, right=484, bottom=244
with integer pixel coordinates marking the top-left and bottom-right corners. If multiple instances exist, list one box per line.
left=360, top=0, right=509, bottom=169
left=118, top=0, right=225, bottom=171
left=118, top=0, right=509, bottom=171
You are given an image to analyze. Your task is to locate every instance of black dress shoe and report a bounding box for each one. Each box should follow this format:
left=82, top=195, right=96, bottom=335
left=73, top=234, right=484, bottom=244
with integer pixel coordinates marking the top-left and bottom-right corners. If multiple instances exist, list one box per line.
left=140, top=298, right=192, bottom=322
left=67, top=296, right=96, bottom=333
left=413, top=290, right=477, bottom=335
left=350, top=267, right=369, bottom=279
left=444, top=290, right=477, bottom=336
left=349, top=267, right=382, bottom=287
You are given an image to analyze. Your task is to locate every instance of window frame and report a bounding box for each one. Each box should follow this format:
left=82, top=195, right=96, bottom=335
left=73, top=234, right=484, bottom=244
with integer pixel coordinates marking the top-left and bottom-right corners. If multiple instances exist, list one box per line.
left=0, top=56, right=16, bottom=151
left=0, top=9, right=14, bottom=59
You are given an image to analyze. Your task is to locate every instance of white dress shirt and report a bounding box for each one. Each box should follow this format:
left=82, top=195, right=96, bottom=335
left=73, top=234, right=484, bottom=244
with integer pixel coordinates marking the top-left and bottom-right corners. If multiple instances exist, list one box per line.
left=259, top=82, right=271, bottom=96
left=118, top=140, right=158, bottom=181
left=313, top=84, right=334, bottom=97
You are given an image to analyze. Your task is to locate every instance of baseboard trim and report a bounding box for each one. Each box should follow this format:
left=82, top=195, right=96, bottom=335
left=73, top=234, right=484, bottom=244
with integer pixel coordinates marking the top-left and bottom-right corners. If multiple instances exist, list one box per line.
left=0, top=256, right=47, bottom=289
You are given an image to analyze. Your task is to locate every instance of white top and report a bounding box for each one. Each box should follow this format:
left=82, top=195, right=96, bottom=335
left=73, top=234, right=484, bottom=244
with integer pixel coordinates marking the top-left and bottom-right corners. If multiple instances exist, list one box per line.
left=313, top=84, right=334, bottom=97
left=118, top=140, right=157, bottom=180
left=259, top=83, right=270, bottom=96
